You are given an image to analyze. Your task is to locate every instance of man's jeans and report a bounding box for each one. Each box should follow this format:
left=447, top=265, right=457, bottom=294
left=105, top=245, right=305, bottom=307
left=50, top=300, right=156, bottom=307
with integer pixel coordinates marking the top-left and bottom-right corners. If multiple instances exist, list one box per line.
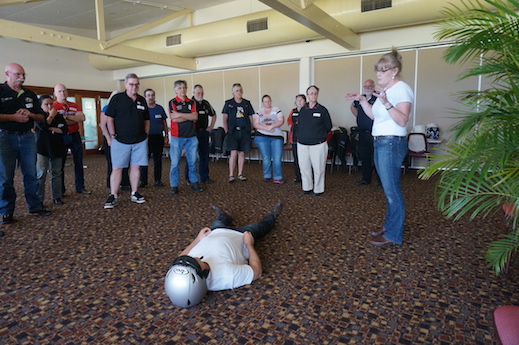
left=62, top=131, right=85, bottom=193
left=210, top=212, right=275, bottom=240
left=184, top=130, right=211, bottom=182
left=254, top=135, right=284, bottom=181
left=169, top=136, right=199, bottom=187
left=0, top=131, right=43, bottom=214
left=374, top=136, right=408, bottom=244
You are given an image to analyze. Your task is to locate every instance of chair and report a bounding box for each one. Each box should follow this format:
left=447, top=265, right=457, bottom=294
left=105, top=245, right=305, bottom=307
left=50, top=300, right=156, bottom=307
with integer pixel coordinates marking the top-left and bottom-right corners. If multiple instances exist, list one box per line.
left=405, top=132, right=429, bottom=173
left=494, top=305, right=519, bottom=345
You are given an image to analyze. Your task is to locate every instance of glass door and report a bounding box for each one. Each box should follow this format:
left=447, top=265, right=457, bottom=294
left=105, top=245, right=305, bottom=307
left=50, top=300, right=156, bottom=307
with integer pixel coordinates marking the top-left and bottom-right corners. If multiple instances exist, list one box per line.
left=81, top=97, right=98, bottom=150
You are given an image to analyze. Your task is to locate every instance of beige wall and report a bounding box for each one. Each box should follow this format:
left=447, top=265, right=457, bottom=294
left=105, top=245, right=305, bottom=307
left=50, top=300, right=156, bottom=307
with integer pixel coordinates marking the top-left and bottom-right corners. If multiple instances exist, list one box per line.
left=140, top=62, right=299, bottom=131
left=140, top=45, right=474, bottom=141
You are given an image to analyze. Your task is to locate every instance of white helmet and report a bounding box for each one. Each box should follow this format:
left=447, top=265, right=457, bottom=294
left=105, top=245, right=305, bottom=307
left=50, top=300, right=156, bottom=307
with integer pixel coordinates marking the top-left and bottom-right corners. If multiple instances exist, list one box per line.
left=164, top=255, right=209, bottom=308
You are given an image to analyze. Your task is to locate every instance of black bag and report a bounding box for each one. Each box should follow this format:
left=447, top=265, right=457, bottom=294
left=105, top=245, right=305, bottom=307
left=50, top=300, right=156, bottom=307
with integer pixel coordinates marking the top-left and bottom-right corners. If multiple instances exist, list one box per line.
left=210, top=127, right=225, bottom=154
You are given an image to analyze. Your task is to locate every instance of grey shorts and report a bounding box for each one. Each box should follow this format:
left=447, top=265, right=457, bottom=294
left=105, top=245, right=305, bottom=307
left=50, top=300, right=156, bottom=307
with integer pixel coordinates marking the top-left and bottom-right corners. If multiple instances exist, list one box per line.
left=111, top=138, right=149, bottom=168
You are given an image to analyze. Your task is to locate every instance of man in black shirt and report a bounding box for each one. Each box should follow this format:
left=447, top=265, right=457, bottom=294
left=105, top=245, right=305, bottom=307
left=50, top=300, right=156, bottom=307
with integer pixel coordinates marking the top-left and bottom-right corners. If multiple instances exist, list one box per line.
left=0, top=63, right=51, bottom=228
left=104, top=73, right=150, bottom=208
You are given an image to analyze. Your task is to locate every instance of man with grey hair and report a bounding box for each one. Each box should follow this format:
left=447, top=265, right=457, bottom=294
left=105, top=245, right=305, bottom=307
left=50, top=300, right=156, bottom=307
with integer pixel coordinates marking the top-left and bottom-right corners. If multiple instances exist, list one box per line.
left=0, top=63, right=51, bottom=228
left=222, top=83, right=254, bottom=183
left=103, top=73, right=150, bottom=209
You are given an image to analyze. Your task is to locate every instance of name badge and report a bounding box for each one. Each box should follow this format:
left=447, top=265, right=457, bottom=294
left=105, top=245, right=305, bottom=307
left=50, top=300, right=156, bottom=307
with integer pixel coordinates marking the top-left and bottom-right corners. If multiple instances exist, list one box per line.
left=293, top=112, right=299, bottom=117
left=313, top=112, right=321, bottom=117
left=155, top=114, right=162, bottom=119
left=199, top=110, right=205, bottom=115
left=70, top=107, right=78, bottom=112
left=137, top=105, right=145, bottom=110
left=26, top=103, right=33, bottom=109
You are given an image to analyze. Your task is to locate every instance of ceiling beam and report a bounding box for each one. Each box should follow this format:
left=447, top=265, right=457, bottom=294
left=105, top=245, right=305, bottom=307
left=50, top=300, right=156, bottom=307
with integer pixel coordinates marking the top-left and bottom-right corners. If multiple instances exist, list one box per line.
left=259, top=0, right=360, bottom=50
left=0, top=19, right=196, bottom=70
left=95, top=0, right=106, bottom=41
left=102, top=8, right=193, bottom=49
left=0, top=0, right=43, bottom=5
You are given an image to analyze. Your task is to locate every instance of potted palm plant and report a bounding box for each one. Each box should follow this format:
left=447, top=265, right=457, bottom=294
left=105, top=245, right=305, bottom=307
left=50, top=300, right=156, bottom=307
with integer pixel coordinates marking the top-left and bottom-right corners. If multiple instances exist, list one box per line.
left=419, top=0, right=519, bottom=275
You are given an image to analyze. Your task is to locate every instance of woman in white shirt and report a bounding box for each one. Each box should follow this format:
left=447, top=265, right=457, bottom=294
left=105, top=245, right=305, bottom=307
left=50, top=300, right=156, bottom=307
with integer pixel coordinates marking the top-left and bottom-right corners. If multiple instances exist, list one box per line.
left=345, top=48, right=414, bottom=247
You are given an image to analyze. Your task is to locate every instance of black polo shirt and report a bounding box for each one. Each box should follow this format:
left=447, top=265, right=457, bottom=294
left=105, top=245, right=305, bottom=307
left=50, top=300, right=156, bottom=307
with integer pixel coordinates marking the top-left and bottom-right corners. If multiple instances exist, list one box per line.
left=298, top=102, right=333, bottom=145
left=192, top=98, right=215, bottom=130
left=105, top=92, right=149, bottom=144
left=0, top=82, right=44, bottom=132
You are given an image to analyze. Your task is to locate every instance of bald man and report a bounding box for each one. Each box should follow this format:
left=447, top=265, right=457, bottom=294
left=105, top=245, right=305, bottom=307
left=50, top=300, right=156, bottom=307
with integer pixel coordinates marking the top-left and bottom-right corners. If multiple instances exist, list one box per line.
left=0, top=63, right=51, bottom=228
left=54, top=84, right=90, bottom=195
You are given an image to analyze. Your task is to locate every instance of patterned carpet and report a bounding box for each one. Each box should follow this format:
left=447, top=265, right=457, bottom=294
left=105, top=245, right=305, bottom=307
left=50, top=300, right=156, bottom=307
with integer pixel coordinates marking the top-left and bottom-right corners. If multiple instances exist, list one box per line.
left=1, top=154, right=517, bottom=344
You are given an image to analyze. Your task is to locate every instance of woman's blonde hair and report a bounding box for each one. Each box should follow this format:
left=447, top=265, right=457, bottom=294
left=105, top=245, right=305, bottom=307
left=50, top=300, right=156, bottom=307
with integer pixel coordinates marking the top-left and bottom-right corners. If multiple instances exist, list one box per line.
left=375, top=48, right=403, bottom=77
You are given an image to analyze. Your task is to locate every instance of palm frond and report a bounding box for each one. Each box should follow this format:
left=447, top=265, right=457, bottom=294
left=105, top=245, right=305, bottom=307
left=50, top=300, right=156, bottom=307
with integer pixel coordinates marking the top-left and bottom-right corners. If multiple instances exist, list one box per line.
left=428, top=0, right=519, bottom=274
left=486, top=231, right=519, bottom=274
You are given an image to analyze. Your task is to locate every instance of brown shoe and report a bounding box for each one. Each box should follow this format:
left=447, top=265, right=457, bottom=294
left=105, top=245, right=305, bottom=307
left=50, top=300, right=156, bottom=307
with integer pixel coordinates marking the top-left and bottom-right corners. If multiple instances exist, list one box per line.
left=370, top=228, right=385, bottom=236
left=369, top=235, right=395, bottom=247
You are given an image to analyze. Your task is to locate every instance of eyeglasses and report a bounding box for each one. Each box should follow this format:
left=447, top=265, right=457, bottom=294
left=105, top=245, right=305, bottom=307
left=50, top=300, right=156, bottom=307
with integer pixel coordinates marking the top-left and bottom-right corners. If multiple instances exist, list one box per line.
left=375, top=68, right=393, bottom=73
left=127, top=83, right=140, bottom=87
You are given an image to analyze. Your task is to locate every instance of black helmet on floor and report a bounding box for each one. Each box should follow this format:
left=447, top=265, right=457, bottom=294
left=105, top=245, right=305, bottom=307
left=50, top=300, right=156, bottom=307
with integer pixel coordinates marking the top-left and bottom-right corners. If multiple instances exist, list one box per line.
left=165, top=255, right=209, bottom=308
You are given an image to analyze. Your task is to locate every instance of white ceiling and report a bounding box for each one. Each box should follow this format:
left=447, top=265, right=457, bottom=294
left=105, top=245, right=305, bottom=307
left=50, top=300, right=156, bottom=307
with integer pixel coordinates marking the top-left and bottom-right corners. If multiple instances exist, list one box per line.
left=0, top=0, right=234, bottom=32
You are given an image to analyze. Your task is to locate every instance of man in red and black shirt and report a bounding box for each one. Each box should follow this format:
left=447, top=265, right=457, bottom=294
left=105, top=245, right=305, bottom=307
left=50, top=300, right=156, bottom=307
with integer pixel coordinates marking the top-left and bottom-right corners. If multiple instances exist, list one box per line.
left=168, top=80, right=203, bottom=194
left=53, top=84, right=90, bottom=195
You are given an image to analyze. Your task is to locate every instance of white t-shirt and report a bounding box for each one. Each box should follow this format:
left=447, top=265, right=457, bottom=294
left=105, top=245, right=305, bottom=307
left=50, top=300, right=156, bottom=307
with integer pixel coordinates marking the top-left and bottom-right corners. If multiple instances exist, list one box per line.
left=188, top=228, right=254, bottom=291
left=253, top=107, right=284, bottom=137
left=372, top=81, right=414, bottom=137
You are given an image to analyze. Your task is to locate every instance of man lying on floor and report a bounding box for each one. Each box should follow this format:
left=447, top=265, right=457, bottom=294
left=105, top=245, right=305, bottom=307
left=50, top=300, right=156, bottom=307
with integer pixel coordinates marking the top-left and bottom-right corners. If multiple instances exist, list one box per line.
left=165, top=201, right=283, bottom=308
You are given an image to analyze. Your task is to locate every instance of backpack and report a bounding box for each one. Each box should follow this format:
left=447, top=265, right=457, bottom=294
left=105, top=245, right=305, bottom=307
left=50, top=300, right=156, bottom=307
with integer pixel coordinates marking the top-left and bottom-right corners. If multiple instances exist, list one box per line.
left=210, top=127, right=225, bottom=154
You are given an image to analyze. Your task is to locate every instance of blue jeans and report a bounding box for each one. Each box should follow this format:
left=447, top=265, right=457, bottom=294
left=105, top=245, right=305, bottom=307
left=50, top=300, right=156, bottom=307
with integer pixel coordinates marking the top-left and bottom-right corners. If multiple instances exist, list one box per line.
left=169, top=136, right=199, bottom=187
left=210, top=213, right=276, bottom=240
left=374, top=136, right=408, bottom=244
left=0, top=130, right=43, bottom=214
left=254, top=135, right=283, bottom=180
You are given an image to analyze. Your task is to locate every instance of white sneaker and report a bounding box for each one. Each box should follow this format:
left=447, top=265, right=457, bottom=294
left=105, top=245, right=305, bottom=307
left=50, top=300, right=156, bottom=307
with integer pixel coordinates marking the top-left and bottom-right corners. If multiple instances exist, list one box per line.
left=130, top=192, right=146, bottom=204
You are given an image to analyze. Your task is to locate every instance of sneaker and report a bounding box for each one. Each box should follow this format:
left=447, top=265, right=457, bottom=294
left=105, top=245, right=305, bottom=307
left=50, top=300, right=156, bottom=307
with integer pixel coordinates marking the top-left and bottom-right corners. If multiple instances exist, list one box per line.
left=130, top=192, right=146, bottom=204
left=104, top=194, right=118, bottom=209
left=170, top=187, right=179, bottom=194
left=273, top=179, right=285, bottom=184
left=264, top=178, right=273, bottom=183
left=202, top=179, right=214, bottom=184
left=2, top=214, right=13, bottom=225
left=154, top=181, right=164, bottom=187
left=271, top=201, right=283, bottom=217
left=29, top=209, right=51, bottom=216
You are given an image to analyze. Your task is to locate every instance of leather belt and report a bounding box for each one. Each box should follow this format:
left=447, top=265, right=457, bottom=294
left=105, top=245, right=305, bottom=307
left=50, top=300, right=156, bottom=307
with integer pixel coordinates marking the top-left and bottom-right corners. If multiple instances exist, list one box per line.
left=374, top=135, right=405, bottom=141
left=0, top=128, right=31, bottom=135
